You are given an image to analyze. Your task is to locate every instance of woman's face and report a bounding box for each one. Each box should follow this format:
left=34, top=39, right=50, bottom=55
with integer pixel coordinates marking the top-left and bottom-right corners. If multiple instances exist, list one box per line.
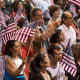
left=59, top=31, right=65, bottom=42
left=17, top=2, right=23, bottom=11
left=41, top=55, right=50, bottom=68
left=52, top=9, right=60, bottom=18
left=11, top=42, right=20, bottom=56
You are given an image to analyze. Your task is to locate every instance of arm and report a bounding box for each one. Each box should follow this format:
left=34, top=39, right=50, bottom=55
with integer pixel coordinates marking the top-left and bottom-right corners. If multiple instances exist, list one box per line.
left=33, top=20, right=61, bottom=43
left=63, top=73, right=66, bottom=80
left=5, top=57, right=27, bottom=78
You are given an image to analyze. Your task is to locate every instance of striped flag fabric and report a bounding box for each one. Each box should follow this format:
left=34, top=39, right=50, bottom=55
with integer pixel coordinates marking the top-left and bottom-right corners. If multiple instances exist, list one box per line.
left=68, top=0, right=80, bottom=7
left=14, top=7, right=22, bottom=25
left=0, top=8, right=6, bottom=27
left=12, top=20, right=38, bottom=42
left=3, top=13, right=16, bottom=44
left=60, top=39, right=77, bottom=77
left=4, top=14, right=10, bottom=21
left=0, top=25, right=6, bottom=42
left=12, top=27, right=35, bottom=42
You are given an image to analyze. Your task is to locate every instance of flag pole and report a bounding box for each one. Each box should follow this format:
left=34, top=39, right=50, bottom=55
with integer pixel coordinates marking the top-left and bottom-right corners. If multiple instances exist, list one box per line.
left=26, top=36, right=34, bottom=57
left=26, top=21, right=38, bottom=57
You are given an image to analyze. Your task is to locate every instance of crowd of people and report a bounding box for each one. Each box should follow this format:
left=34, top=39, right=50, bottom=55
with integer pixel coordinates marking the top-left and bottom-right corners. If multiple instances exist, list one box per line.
left=0, top=0, right=80, bottom=80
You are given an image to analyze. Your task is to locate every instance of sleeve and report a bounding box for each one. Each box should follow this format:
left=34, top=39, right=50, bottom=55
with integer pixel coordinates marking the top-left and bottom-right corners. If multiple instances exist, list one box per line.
left=33, top=23, right=58, bottom=43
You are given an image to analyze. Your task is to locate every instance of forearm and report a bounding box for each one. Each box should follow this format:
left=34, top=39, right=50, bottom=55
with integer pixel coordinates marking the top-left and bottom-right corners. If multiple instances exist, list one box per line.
left=10, top=62, right=25, bottom=78
left=6, top=57, right=25, bottom=78
left=34, top=22, right=58, bottom=43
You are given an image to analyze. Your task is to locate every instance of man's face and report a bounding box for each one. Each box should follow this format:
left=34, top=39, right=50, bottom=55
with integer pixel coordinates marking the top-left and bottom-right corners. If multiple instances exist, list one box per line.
left=31, top=10, right=44, bottom=26
left=63, top=12, right=73, bottom=27
left=53, top=49, right=63, bottom=62
left=0, top=0, right=5, bottom=9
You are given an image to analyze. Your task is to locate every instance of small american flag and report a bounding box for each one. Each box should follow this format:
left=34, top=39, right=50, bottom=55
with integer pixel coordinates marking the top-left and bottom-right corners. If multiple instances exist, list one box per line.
left=4, top=14, right=10, bottom=21
left=0, top=8, right=6, bottom=27
left=68, top=0, right=80, bottom=7
left=12, top=20, right=38, bottom=42
left=0, top=25, right=6, bottom=42
left=28, top=20, right=38, bottom=29
left=60, top=39, right=77, bottom=77
left=3, top=13, right=16, bottom=44
left=14, top=7, right=21, bottom=25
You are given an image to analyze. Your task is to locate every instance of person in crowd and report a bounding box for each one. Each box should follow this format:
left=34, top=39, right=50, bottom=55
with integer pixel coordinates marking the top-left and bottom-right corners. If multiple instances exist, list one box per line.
left=0, top=0, right=9, bottom=15
left=16, top=18, right=33, bottom=79
left=50, top=29, right=65, bottom=51
left=24, top=0, right=34, bottom=22
left=74, top=8, right=80, bottom=22
left=0, top=0, right=10, bottom=23
left=9, top=0, right=27, bottom=20
left=48, top=4, right=61, bottom=25
left=26, top=7, right=61, bottom=73
left=59, top=11, right=76, bottom=47
left=30, top=7, right=61, bottom=56
left=4, top=40, right=28, bottom=80
left=53, top=0, right=63, bottom=17
left=29, top=53, right=51, bottom=80
left=32, top=0, right=51, bottom=21
left=46, top=44, right=66, bottom=80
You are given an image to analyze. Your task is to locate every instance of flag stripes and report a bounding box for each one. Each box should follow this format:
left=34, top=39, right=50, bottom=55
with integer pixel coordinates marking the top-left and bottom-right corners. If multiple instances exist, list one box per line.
left=0, top=8, right=6, bottom=27
left=12, top=27, right=35, bottom=42
left=3, top=23, right=16, bottom=44
left=60, top=39, right=77, bottom=77
left=68, top=0, right=80, bottom=7
left=14, top=7, right=21, bottom=25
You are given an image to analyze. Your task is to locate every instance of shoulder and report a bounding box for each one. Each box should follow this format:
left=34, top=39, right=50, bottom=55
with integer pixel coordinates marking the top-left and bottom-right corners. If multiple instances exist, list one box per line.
left=58, top=24, right=65, bottom=29
left=58, top=62, right=65, bottom=73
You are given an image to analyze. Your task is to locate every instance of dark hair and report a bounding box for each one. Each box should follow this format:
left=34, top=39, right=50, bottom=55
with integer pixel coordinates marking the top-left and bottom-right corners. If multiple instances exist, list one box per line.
left=30, top=53, right=45, bottom=73
left=17, top=18, right=25, bottom=28
left=10, top=0, right=24, bottom=13
left=54, top=0, right=59, bottom=4
left=49, top=4, right=60, bottom=17
left=50, top=29, right=62, bottom=43
left=30, top=7, right=42, bottom=16
left=61, top=11, right=72, bottom=24
left=4, top=40, right=17, bottom=57
left=47, top=44, right=60, bottom=56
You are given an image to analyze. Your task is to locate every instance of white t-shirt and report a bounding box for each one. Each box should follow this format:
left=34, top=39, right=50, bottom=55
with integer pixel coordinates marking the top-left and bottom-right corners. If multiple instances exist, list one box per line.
left=46, top=62, right=65, bottom=80
left=12, top=58, right=25, bottom=74
left=59, top=24, right=76, bottom=47
left=5, top=56, right=25, bottom=74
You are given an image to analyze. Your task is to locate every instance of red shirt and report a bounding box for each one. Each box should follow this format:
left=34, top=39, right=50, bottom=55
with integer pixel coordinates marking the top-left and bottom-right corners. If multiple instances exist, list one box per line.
left=10, top=11, right=27, bottom=18
left=72, top=24, right=78, bottom=35
left=20, top=43, right=33, bottom=79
